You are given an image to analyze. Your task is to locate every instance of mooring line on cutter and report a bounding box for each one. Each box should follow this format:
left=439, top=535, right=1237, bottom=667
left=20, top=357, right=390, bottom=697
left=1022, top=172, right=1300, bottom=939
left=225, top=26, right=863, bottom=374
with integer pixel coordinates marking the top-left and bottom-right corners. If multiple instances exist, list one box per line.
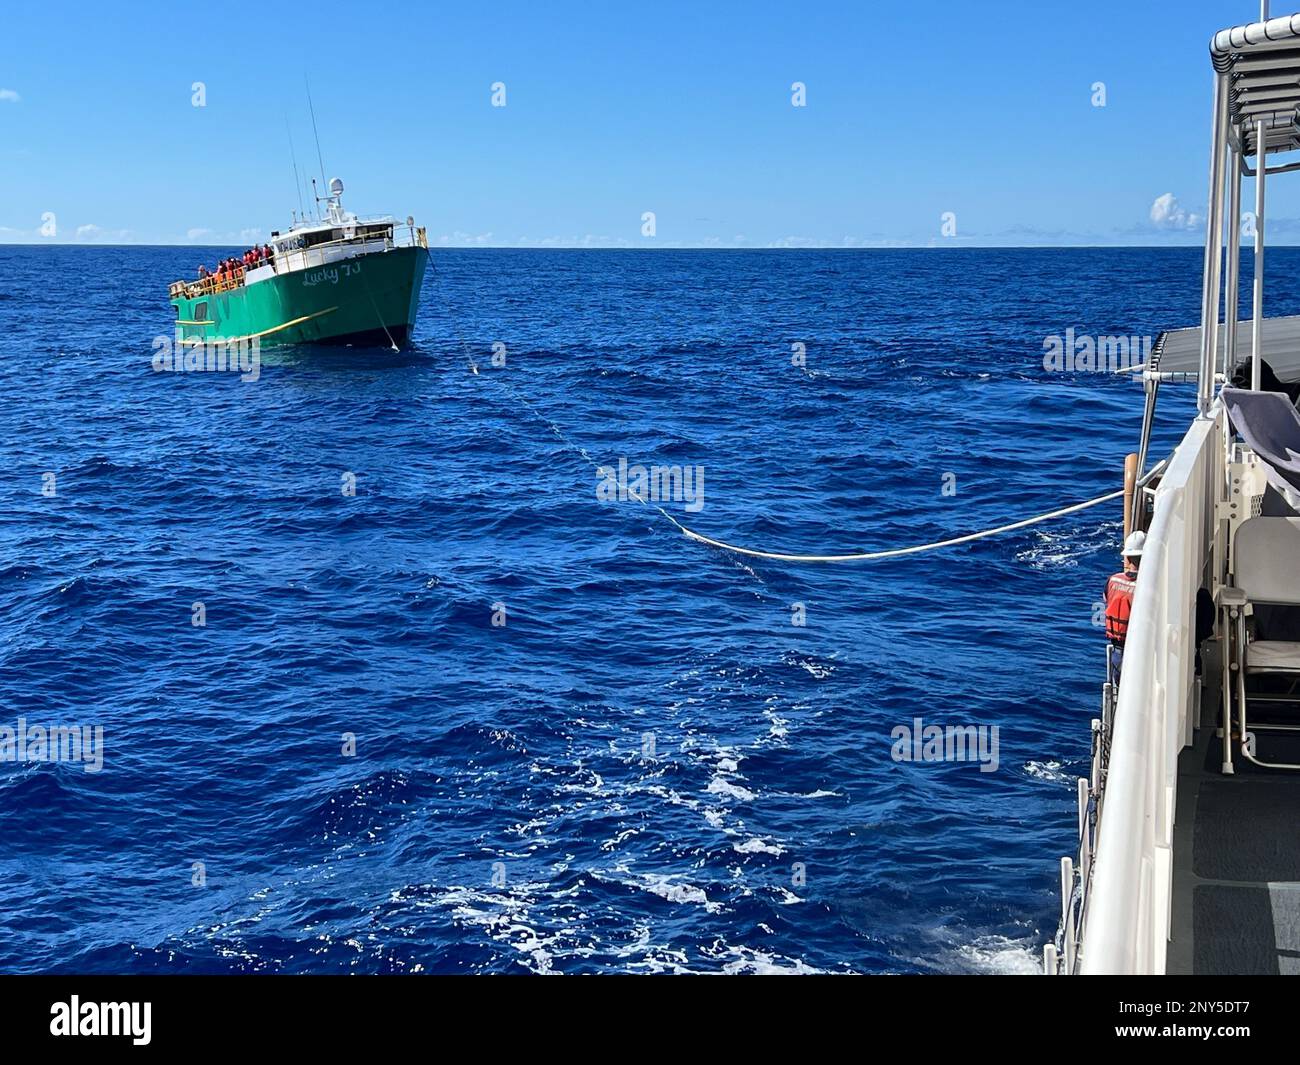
left=427, top=266, right=1123, bottom=566
left=670, top=489, right=1125, bottom=563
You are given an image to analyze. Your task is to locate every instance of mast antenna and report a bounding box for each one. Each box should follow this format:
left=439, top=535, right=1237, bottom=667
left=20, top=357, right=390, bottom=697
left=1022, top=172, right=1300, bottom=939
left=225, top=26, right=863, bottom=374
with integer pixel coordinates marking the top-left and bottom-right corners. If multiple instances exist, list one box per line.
left=306, top=75, right=328, bottom=218
left=286, top=117, right=306, bottom=223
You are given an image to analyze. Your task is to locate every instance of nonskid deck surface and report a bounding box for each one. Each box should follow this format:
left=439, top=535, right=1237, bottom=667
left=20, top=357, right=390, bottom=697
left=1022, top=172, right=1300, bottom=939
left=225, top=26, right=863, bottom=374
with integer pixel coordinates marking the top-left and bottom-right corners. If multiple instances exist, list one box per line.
left=1168, top=670, right=1300, bottom=974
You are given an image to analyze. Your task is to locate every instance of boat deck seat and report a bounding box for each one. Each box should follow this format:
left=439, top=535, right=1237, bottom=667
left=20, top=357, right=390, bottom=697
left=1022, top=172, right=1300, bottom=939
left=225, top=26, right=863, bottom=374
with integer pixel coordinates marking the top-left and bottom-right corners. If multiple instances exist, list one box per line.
left=1222, top=387, right=1300, bottom=510
left=1246, top=640, right=1300, bottom=672
left=1226, top=515, right=1300, bottom=769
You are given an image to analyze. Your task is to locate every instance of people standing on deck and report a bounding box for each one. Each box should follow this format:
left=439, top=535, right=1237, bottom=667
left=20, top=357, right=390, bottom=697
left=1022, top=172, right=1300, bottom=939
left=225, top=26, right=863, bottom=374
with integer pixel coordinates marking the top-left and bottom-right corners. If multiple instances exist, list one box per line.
left=1105, top=531, right=1145, bottom=686
left=194, top=247, right=273, bottom=293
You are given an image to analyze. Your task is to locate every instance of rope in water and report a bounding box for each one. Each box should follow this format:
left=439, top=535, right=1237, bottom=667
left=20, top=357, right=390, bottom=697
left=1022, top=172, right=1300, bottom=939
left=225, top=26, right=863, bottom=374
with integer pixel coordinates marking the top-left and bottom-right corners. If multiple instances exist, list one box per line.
left=426, top=264, right=1123, bottom=566
left=667, top=489, right=1125, bottom=563
left=360, top=268, right=400, bottom=352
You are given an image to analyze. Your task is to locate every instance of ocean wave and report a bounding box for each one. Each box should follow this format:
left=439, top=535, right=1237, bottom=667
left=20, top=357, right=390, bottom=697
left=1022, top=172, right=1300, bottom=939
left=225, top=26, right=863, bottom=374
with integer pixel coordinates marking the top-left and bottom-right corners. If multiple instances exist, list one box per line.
left=0, top=244, right=1170, bottom=973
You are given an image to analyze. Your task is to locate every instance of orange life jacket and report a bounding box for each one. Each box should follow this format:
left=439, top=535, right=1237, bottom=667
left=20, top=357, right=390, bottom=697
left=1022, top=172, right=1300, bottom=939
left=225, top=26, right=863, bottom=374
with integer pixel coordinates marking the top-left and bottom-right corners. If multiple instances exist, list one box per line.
left=1105, top=570, right=1137, bottom=646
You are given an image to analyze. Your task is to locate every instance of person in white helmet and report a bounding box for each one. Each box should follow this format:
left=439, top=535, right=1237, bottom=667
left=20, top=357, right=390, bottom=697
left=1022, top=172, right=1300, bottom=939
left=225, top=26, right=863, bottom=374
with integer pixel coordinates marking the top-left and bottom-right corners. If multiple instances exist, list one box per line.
left=1105, top=530, right=1145, bottom=685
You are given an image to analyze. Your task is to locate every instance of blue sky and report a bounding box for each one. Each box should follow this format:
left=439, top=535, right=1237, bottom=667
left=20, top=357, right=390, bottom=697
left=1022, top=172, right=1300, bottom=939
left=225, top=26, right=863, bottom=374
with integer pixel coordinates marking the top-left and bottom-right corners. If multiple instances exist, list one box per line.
left=1, top=0, right=1294, bottom=246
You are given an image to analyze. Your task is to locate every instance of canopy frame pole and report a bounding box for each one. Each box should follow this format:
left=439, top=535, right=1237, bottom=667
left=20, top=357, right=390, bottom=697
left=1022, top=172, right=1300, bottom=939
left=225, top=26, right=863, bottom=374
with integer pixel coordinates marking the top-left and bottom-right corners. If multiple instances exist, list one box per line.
left=1199, top=73, right=1229, bottom=415
left=1225, top=144, right=1242, bottom=382
left=1135, top=379, right=1159, bottom=479
left=1239, top=157, right=1300, bottom=179
left=1252, top=117, right=1267, bottom=390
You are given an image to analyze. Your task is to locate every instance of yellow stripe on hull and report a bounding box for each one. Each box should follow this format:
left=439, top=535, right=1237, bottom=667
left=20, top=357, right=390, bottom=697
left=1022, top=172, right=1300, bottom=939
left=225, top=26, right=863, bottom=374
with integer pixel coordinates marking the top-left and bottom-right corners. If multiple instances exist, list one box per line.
left=178, top=307, right=339, bottom=346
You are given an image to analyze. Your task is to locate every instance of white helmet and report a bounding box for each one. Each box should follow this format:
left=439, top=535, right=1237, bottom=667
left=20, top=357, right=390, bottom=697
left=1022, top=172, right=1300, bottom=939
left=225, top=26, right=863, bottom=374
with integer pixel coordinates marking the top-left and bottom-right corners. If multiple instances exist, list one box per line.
left=1123, top=530, right=1146, bottom=559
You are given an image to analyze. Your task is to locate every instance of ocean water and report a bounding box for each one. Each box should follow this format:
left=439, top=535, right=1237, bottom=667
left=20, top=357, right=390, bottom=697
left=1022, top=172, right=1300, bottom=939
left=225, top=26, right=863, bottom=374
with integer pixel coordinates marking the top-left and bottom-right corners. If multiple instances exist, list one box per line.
left=0, top=245, right=1288, bottom=975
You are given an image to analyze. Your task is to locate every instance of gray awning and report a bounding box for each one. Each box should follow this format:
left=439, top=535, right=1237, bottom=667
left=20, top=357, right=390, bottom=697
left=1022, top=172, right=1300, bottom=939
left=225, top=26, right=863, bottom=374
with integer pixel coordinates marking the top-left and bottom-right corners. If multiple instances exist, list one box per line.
left=1212, top=15, right=1300, bottom=157
left=1152, top=314, right=1300, bottom=382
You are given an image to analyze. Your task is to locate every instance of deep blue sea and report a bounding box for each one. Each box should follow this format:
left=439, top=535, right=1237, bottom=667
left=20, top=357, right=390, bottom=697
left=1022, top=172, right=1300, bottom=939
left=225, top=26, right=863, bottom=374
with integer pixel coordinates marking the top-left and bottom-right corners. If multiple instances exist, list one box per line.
left=1, top=245, right=1289, bottom=974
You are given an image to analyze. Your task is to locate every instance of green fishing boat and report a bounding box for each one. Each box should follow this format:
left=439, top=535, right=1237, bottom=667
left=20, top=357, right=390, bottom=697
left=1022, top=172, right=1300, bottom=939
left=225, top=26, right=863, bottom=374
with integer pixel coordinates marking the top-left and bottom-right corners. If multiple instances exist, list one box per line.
left=168, top=178, right=429, bottom=350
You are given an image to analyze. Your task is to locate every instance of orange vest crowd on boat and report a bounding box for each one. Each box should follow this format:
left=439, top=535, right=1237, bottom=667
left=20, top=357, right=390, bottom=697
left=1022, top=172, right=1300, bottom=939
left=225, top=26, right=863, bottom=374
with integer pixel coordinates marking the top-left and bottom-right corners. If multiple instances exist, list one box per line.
left=195, top=244, right=275, bottom=287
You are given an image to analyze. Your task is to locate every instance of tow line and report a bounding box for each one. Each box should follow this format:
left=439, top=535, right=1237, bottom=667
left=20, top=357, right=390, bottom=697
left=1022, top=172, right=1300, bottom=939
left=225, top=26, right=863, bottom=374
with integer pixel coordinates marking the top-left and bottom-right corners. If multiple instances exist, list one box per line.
left=428, top=267, right=1123, bottom=566
left=667, top=489, right=1125, bottom=564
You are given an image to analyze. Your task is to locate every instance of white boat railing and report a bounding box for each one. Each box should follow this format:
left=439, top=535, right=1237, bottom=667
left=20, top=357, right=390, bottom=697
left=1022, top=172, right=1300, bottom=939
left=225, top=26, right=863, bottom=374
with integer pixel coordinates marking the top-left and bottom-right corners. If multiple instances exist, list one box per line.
left=169, top=223, right=428, bottom=301
left=1050, top=406, right=1223, bottom=974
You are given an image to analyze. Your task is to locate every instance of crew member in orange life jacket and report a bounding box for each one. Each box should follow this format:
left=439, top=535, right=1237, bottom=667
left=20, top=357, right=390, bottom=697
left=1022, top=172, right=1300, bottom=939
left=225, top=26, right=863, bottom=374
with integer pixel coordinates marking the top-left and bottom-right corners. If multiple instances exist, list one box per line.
left=1105, top=531, right=1145, bottom=685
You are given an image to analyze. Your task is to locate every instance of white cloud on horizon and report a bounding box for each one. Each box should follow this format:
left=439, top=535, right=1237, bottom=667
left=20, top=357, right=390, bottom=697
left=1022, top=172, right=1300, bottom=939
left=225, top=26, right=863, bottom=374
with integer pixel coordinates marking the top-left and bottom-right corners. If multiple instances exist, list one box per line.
left=0, top=89, right=20, bottom=103
left=435, top=230, right=495, bottom=246
left=72, top=223, right=132, bottom=243
left=1150, top=192, right=1202, bottom=231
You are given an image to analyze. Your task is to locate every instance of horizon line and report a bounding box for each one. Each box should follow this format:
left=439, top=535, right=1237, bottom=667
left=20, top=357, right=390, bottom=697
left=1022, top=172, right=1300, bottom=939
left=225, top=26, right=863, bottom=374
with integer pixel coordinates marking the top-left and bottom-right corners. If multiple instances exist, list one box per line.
left=0, top=242, right=1276, bottom=251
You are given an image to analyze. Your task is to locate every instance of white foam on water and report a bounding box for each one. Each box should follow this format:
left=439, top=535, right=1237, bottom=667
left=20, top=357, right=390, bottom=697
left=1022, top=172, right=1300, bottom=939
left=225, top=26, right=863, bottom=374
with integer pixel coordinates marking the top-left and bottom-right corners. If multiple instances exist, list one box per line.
left=795, top=658, right=834, bottom=679
left=715, top=946, right=832, bottom=974
left=950, top=934, right=1041, bottom=975
left=555, top=768, right=605, bottom=795
left=600, top=826, right=639, bottom=851
left=708, top=776, right=756, bottom=802
left=1015, top=528, right=1080, bottom=570
left=732, top=836, right=784, bottom=856
left=604, top=865, right=722, bottom=913
left=391, top=881, right=565, bottom=975
left=1024, top=760, right=1072, bottom=784
left=510, top=816, right=550, bottom=837
left=478, top=921, right=559, bottom=974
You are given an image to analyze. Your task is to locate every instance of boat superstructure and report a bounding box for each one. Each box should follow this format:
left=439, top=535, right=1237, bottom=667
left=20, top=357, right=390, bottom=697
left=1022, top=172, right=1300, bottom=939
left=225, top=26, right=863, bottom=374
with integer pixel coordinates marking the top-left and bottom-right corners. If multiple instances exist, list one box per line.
left=168, top=178, right=429, bottom=349
left=1047, top=8, right=1300, bottom=975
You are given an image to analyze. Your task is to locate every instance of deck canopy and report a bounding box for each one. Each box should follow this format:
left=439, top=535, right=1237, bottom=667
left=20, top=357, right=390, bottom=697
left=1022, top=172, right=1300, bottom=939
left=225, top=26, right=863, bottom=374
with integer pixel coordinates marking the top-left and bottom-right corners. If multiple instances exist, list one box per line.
left=1212, top=14, right=1300, bottom=159
left=1154, top=314, right=1300, bottom=382
left=1151, top=16, right=1300, bottom=394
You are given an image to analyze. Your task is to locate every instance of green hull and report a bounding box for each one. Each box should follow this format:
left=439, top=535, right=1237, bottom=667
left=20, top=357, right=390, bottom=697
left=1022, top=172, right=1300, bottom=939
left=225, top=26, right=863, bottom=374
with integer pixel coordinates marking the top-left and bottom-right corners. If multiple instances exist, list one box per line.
left=171, top=245, right=428, bottom=349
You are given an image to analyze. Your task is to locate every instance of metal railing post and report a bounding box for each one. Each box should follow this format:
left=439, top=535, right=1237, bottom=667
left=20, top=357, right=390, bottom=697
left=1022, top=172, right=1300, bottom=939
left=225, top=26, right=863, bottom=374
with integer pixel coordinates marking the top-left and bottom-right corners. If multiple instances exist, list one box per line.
left=1198, top=73, right=1229, bottom=415
left=1252, top=117, right=1266, bottom=390
left=1225, top=147, right=1242, bottom=380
